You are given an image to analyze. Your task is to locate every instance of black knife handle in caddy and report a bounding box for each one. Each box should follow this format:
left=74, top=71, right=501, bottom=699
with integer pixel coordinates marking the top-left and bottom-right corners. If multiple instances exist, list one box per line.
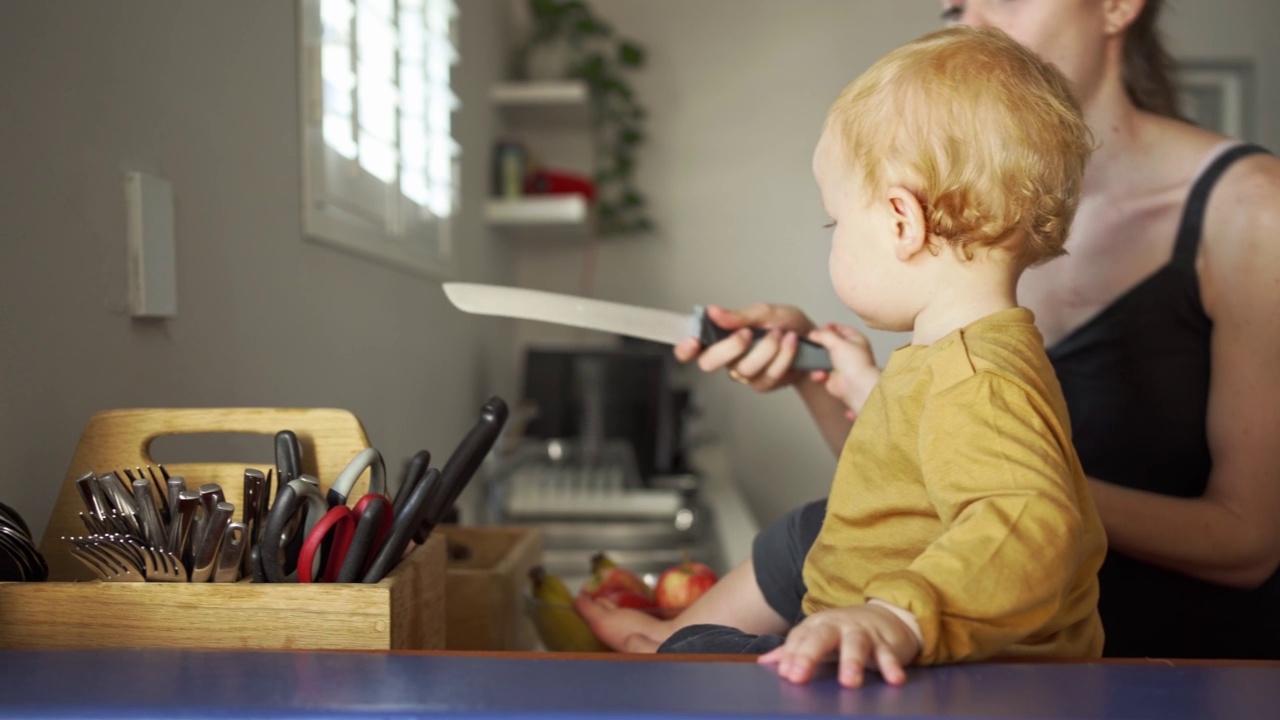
left=694, top=306, right=833, bottom=372
left=412, top=396, right=509, bottom=545
left=273, top=430, right=306, bottom=574
left=360, top=468, right=442, bottom=584
left=394, top=450, right=431, bottom=519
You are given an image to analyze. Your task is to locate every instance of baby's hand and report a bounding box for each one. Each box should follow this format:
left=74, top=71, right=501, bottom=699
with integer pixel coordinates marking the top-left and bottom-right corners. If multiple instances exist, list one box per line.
left=807, top=323, right=880, bottom=417
left=758, top=605, right=919, bottom=688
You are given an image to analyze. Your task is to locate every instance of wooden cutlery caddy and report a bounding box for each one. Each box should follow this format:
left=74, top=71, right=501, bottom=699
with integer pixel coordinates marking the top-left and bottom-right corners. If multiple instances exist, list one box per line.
left=0, top=408, right=445, bottom=651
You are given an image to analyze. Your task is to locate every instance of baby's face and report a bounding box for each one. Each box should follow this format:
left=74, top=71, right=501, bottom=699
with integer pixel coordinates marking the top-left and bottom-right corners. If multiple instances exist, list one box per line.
left=812, top=129, right=915, bottom=331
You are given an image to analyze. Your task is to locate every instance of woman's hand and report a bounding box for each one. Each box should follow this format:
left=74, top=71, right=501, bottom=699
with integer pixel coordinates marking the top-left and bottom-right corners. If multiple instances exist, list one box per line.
left=808, top=323, right=880, bottom=418
left=758, top=604, right=919, bottom=688
left=673, top=303, right=818, bottom=393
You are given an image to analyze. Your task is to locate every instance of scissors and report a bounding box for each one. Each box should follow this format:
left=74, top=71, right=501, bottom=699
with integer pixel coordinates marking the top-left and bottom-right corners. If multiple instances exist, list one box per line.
left=298, top=448, right=392, bottom=583
left=298, top=493, right=392, bottom=583
left=258, top=477, right=327, bottom=583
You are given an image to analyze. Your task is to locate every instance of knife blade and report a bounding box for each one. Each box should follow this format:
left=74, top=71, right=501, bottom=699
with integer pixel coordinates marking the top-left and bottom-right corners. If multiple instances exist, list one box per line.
left=442, top=283, right=832, bottom=371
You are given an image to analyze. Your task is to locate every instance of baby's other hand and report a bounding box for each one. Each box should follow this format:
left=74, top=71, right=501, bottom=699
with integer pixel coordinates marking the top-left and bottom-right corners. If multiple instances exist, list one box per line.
left=758, top=605, right=919, bottom=688
left=807, top=323, right=880, bottom=417
left=674, top=303, right=817, bottom=393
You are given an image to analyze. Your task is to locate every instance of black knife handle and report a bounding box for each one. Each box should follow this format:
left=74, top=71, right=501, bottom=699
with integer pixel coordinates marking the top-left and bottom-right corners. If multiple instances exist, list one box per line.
left=395, top=450, right=431, bottom=517
left=414, top=397, right=508, bottom=544
left=275, top=430, right=302, bottom=486
left=362, top=468, right=443, bottom=584
left=694, top=307, right=832, bottom=372
left=337, top=499, right=390, bottom=583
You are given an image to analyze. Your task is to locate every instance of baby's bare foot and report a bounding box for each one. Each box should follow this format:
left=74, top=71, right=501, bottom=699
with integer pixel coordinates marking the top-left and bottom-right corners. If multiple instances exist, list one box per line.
left=574, top=594, right=670, bottom=652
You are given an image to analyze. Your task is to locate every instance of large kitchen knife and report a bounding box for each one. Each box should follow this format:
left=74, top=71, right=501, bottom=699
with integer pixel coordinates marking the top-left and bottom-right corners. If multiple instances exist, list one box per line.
left=442, top=283, right=832, bottom=371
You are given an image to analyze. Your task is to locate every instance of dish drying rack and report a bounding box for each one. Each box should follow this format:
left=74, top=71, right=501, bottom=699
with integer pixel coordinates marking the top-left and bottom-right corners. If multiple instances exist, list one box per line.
left=488, top=439, right=689, bottom=523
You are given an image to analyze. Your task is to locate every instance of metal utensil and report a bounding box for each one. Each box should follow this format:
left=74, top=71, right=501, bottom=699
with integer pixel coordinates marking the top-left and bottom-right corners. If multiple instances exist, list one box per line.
left=213, top=522, right=247, bottom=583
left=73, top=472, right=110, bottom=520
left=166, top=477, right=185, bottom=526
left=141, top=466, right=170, bottom=525
left=169, top=491, right=199, bottom=567
left=241, top=469, right=265, bottom=575
left=190, top=502, right=233, bottom=583
left=119, top=536, right=181, bottom=582
left=97, top=474, right=141, bottom=536
left=67, top=544, right=141, bottom=582
left=132, top=479, right=167, bottom=549
left=65, top=536, right=144, bottom=580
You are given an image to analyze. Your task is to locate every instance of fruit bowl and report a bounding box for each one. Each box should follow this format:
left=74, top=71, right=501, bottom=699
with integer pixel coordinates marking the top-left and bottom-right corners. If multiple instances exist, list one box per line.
left=523, top=592, right=687, bottom=652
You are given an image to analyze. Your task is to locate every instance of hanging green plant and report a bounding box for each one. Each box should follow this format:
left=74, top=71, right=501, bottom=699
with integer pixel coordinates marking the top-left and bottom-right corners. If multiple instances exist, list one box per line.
left=515, top=0, right=653, bottom=236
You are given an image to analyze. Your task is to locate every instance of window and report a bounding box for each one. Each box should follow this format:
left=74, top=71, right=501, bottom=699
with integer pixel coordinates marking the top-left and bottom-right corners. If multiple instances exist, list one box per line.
left=299, top=0, right=460, bottom=276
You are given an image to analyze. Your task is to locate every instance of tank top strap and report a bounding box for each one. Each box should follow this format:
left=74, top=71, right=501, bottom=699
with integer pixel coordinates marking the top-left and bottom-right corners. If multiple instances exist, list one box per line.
left=1171, top=143, right=1272, bottom=269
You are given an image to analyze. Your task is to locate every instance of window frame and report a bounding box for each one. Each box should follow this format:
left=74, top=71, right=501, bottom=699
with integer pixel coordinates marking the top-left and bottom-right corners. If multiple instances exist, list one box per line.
left=297, top=0, right=459, bottom=279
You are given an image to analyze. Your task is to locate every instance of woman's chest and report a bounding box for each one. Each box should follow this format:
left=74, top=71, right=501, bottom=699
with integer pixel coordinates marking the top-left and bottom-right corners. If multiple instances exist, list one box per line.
left=1020, top=189, right=1188, bottom=347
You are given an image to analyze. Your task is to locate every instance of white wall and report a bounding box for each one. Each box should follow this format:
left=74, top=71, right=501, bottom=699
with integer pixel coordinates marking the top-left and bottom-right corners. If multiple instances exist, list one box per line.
left=0, top=0, right=516, bottom=541
left=506, top=0, right=1280, bottom=528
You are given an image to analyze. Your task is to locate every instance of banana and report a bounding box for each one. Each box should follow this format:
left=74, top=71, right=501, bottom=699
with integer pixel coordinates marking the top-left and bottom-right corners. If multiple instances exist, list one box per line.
left=590, top=551, right=617, bottom=574
left=528, top=565, right=607, bottom=652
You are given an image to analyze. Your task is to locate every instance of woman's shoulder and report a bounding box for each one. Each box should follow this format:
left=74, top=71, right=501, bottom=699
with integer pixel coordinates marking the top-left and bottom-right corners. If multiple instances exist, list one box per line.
left=1140, top=114, right=1280, bottom=199
left=1191, top=130, right=1280, bottom=314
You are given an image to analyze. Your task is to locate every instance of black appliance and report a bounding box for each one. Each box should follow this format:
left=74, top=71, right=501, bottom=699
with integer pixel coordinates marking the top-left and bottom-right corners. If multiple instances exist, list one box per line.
left=520, top=345, right=689, bottom=483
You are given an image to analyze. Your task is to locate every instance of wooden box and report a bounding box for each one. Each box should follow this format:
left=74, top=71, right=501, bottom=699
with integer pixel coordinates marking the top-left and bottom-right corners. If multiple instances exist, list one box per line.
left=438, top=525, right=543, bottom=651
left=0, top=408, right=446, bottom=651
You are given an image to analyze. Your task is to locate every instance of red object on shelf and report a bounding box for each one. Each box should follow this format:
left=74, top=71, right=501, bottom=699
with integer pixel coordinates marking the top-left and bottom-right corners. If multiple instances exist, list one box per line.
left=524, top=169, right=596, bottom=202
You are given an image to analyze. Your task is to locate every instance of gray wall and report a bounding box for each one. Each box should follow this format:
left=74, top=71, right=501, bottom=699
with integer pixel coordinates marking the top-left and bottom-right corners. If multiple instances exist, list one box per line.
left=507, top=0, right=1280, bottom=528
left=3, top=0, right=1275, bottom=542
left=0, top=0, right=516, bottom=541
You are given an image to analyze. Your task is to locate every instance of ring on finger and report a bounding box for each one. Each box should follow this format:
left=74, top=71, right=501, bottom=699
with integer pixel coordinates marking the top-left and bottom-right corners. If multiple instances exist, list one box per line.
left=728, top=369, right=748, bottom=384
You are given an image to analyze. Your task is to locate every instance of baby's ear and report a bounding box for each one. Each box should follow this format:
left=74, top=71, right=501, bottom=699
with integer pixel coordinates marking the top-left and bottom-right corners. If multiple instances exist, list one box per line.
left=887, top=187, right=928, bottom=262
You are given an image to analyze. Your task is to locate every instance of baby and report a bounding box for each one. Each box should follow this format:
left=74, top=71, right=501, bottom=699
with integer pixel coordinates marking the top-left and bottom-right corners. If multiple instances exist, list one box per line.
left=579, top=26, right=1106, bottom=689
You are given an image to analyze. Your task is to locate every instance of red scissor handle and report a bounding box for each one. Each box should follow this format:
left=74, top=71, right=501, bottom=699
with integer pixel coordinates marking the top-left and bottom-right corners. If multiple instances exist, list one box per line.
left=299, top=506, right=354, bottom=583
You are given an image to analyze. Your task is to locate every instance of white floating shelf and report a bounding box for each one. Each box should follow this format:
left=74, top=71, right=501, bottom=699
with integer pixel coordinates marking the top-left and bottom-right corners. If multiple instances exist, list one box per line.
left=486, top=195, right=591, bottom=241
left=491, top=81, right=591, bottom=127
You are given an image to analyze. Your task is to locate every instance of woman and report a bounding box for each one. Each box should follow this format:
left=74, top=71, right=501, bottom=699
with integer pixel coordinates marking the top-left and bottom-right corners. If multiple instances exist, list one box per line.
left=582, top=0, right=1280, bottom=660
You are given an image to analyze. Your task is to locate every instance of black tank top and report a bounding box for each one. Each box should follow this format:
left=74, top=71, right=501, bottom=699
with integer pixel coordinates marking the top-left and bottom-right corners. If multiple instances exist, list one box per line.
left=1048, top=143, right=1278, bottom=659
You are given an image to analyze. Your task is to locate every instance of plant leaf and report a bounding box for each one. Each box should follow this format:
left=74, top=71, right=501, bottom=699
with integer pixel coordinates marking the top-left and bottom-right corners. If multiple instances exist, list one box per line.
left=618, top=41, right=645, bottom=68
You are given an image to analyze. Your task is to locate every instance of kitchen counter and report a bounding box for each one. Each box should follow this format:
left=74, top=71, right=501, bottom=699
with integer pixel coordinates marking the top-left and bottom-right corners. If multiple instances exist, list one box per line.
left=2, top=648, right=1277, bottom=718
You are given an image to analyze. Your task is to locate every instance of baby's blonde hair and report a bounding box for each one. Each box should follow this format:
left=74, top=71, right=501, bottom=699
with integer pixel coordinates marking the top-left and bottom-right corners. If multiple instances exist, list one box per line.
left=826, top=26, right=1093, bottom=265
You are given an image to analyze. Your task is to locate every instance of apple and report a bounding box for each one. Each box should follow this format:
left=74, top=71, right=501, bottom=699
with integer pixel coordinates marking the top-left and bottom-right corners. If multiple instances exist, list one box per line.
left=654, top=559, right=718, bottom=609
left=579, top=552, right=655, bottom=608
left=597, top=588, right=657, bottom=610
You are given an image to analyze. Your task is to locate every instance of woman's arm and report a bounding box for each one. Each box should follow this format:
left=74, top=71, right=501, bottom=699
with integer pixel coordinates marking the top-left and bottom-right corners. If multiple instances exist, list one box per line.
left=1090, top=154, right=1280, bottom=589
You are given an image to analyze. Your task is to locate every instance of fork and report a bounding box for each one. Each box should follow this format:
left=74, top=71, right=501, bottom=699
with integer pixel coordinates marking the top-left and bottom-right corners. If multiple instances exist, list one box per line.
left=65, top=542, right=143, bottom=582
left=66, top=535, right=143, bottom=574
left=128, top=539, right=188, bottom=582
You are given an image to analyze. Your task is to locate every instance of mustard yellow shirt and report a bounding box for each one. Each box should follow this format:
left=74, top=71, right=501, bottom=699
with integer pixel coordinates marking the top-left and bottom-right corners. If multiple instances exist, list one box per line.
left=801, top=308, right=1106, bottom=664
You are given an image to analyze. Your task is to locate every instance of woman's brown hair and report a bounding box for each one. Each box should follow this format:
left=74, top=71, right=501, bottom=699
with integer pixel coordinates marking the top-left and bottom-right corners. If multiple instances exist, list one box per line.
left=1122, top=0, right=1181, bottom=118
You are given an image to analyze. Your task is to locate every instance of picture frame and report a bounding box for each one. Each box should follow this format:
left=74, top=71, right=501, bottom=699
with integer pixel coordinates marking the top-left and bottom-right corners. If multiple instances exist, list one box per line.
left=1177, top=59, right=1256, bottom=141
